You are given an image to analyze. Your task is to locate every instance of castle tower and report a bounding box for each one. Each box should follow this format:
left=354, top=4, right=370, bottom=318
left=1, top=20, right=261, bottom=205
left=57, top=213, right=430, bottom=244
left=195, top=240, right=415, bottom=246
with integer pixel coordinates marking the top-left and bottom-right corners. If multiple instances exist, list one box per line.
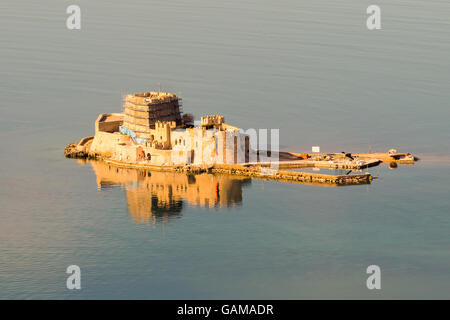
left=122, top=91, right=182, bottom=140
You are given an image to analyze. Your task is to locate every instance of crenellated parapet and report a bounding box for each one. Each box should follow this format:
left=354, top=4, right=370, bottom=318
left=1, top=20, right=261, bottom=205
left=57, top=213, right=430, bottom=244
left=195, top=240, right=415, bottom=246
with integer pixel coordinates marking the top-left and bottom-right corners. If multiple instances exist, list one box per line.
left=201, top=115, right=224, bottom=127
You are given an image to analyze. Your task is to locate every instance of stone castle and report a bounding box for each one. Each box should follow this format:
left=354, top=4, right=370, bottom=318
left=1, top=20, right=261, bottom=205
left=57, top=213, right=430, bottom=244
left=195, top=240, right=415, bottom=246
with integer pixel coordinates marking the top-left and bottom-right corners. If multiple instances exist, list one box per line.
left=86, top=91, right=251, bottom=166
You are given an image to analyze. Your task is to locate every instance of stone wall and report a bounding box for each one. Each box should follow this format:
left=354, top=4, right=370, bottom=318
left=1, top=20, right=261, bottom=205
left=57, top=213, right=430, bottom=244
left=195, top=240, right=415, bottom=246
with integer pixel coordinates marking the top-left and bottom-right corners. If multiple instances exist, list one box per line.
left=89, top=131, right=130, bottom=158
left=95, top=113, right=123, bottom=133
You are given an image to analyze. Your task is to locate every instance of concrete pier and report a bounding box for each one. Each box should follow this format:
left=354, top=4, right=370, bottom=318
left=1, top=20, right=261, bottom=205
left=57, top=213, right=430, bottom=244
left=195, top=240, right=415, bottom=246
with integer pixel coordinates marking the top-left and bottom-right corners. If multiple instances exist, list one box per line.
left=247, top=158, right=381, bottom=170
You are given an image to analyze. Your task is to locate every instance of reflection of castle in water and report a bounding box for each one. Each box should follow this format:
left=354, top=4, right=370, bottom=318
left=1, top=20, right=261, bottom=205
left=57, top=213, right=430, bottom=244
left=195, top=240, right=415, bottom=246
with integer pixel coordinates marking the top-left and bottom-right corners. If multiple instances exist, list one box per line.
left=88, top=161, right=251, bottom=224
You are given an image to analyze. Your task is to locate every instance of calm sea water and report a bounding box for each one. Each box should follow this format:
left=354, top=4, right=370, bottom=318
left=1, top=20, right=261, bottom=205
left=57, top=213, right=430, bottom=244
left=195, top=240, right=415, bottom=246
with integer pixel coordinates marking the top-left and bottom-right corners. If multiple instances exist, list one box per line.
left=1, top=0, right=449, bottom=299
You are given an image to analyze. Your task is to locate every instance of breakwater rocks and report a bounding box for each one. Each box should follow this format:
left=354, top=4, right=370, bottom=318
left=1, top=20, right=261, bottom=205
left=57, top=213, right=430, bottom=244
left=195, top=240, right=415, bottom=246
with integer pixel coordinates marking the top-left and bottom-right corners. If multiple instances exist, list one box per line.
left=64, top=136, right=94, bottom=159
left=209, top=165, right=372, bottom=186
left=64, top=143, right=88, bottom=158
left=99, top=161, right=373, bottom=186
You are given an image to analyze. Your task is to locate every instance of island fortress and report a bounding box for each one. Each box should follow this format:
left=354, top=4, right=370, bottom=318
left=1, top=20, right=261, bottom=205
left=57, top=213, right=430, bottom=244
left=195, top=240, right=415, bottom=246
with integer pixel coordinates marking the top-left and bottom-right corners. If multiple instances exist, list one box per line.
left=65, top=90, right=415, bottom=186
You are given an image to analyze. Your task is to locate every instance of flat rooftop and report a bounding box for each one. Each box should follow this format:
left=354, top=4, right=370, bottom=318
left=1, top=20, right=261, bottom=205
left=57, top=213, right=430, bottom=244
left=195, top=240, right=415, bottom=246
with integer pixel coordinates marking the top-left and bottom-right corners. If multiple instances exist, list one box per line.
left=125, top=91, right=178, bottom=104
left=99, top=113, right=124, bottom=123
